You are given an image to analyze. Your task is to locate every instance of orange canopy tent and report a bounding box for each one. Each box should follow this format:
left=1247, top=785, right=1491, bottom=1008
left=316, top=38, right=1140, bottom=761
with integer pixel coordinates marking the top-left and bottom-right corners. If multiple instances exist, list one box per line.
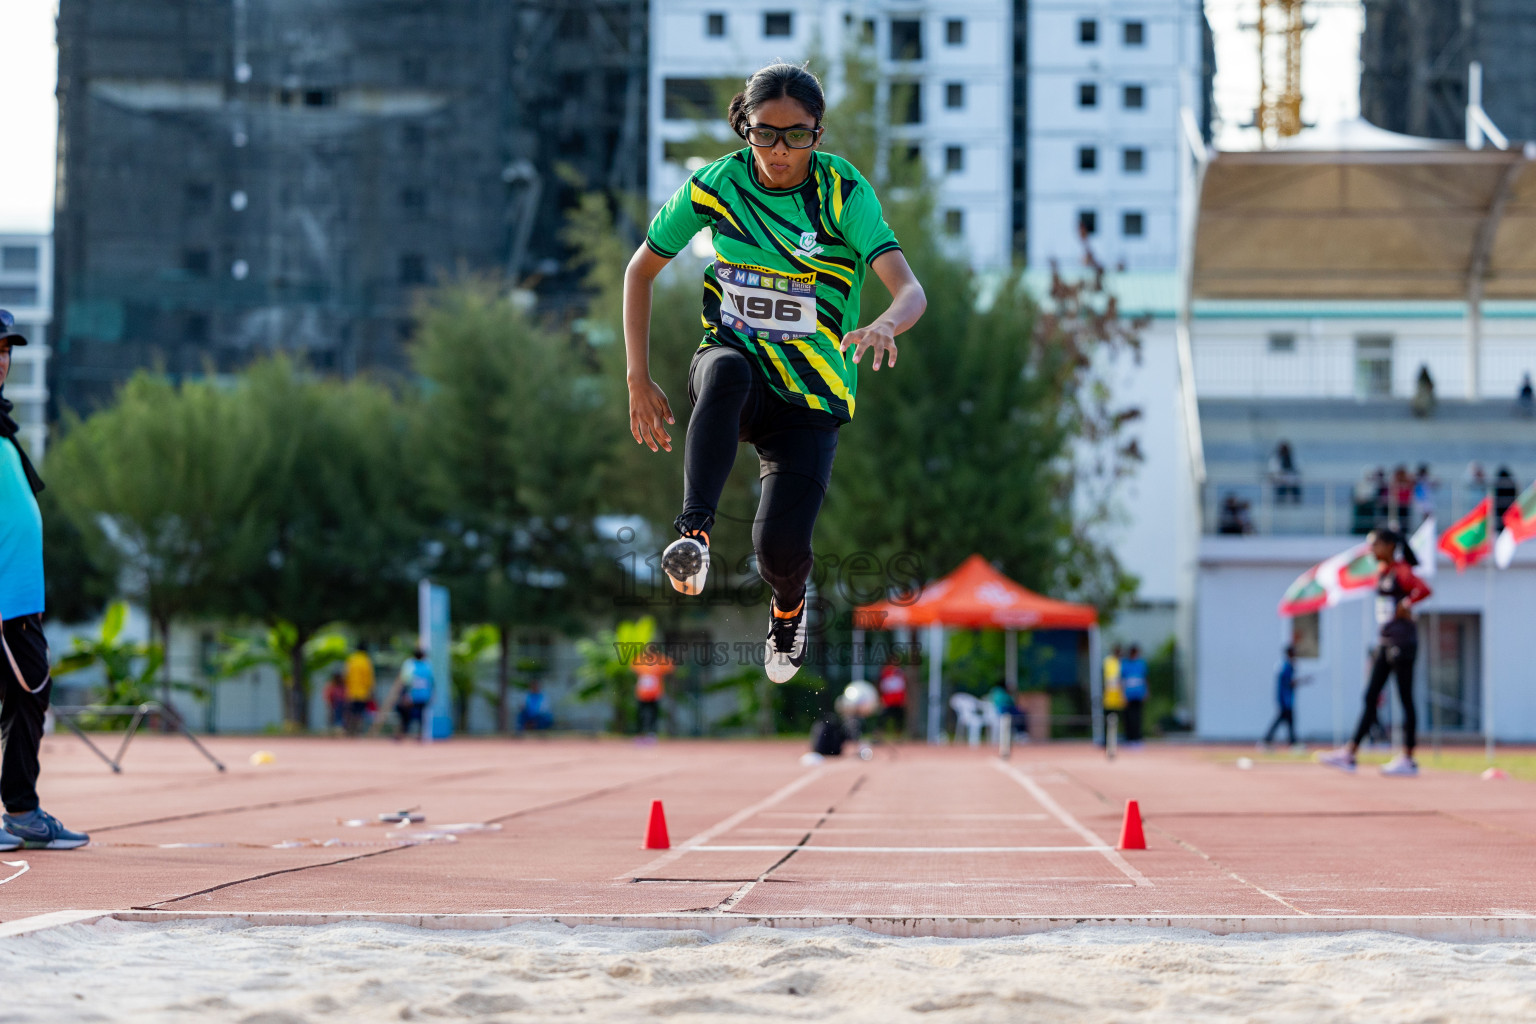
left=854, top=555, right=1103, bottom=743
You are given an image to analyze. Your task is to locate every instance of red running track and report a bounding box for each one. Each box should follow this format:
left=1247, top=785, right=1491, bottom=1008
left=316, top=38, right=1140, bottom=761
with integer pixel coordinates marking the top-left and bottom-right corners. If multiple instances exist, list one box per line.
left=4, top=735, right=1535, bottom=931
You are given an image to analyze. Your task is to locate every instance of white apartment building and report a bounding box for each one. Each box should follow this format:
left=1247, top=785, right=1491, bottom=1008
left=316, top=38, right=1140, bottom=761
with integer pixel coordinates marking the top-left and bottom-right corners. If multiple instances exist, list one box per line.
left=0, top=233, right=52, bottom=459
left=649, top=0, right=1012, bottom=269
left=1026, top=0, right=1205, bottom=272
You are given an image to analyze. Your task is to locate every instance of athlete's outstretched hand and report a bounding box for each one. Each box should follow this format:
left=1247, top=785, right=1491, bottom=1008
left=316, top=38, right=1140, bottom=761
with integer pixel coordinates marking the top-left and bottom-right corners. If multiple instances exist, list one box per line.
left=840, top=323, right=898, bottom=371
left=628, top=377, right=675, bottom=453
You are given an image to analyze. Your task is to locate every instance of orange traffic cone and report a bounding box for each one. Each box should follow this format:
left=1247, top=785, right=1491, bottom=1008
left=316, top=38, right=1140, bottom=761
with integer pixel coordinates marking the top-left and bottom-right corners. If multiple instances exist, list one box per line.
left=1117, top=799, right=1146, bottom=851
left=642, top=799, right=670, bottom=849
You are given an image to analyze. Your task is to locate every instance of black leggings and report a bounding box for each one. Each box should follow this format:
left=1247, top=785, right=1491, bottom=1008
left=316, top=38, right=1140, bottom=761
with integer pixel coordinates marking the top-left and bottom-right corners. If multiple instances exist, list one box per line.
left=1352, top=642, right=1417, bottom=754
left=1264, top=706, right=1295, bottom=746
left=676, top=346, right=839, bottom=610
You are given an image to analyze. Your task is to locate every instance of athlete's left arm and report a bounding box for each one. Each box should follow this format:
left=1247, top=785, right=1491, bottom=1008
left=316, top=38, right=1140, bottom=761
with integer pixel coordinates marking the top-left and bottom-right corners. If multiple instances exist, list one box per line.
left=840, top=250, right=926, bottom=372
left=1396, top=563, right=1432, bottom=613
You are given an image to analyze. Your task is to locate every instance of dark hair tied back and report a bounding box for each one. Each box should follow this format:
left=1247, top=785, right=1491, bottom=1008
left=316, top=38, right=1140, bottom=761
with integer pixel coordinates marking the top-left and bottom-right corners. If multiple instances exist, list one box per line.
left=728, top=62, right=826, bottom=138
left=1370, top=527, right=1419, bottom=567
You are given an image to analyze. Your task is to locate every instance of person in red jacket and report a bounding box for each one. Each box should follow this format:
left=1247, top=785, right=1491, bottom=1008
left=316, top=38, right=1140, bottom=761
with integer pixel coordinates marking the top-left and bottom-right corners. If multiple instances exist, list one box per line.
left=1317, top=528, right=1432, bottom=776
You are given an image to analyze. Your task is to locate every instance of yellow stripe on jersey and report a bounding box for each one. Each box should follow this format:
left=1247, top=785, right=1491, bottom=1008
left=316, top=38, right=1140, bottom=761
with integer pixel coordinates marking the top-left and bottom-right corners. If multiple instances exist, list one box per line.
left=787, top=338, right=854, bottom=406
left=691, top=183, right=743, bottom=234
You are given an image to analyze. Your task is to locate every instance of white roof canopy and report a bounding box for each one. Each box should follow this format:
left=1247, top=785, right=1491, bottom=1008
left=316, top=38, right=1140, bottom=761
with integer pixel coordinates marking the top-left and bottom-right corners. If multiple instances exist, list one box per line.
left=1192, top=123, right=1536, bottom=301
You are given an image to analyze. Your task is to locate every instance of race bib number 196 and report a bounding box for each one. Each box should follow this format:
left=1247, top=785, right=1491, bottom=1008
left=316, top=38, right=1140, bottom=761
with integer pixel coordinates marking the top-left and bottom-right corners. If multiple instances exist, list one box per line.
left=716, top=261, right=816, bottom=344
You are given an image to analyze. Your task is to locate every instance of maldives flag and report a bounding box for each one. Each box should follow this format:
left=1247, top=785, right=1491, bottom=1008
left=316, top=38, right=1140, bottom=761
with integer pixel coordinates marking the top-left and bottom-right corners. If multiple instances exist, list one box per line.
left=1495, top=479, right=1536, bottom=568
left=1439, top=497, right=1493, bottom=571
left=1279, top=541, right=1377, bottom=617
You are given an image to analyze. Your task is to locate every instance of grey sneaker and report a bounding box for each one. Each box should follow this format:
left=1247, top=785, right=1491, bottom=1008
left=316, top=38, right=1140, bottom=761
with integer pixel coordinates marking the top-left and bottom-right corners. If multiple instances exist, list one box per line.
left=765, top=597, right=808, bottom=684
left=2, top=809, right=89, bottom=850
left=1380, top=755, right=1419, bottom=777
left=1314, top=748, right=1357, bottom=773
left=0, top=827, right=20, bottom=852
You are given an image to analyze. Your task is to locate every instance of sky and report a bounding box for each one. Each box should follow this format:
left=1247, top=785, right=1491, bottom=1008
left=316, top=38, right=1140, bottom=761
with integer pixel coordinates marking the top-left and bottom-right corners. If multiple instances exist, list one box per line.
left=0, top=0, right=1365, bottom=234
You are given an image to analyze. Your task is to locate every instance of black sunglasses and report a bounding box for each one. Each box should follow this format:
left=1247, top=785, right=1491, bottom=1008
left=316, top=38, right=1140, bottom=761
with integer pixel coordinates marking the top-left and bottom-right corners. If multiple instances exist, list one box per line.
left=744, top=124, right=822, bottom=149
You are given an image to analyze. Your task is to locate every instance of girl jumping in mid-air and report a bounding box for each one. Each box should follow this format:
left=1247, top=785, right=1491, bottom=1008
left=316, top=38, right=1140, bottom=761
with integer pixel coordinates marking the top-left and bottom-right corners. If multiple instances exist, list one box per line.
left=623, top=62, right=926, bottom=683
left=1317, top=528, right=1432, bottom=776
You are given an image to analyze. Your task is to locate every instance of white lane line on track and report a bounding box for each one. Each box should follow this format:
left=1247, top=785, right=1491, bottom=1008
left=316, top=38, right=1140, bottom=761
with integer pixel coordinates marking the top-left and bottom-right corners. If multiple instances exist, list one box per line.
left=694, top=845, right=1112, bottom=853
left=0, top=860, right=29, bottom=886
left=994, top=762, right=1153, bottom=888
left=619, top=766, right=833, bottom=880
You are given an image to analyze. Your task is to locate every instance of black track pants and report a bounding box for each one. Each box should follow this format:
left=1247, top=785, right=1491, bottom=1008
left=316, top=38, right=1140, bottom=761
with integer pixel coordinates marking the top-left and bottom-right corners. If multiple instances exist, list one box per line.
left=675, top=346, right=839, bottom=611
left=1352, top=642, right=1417, bottom=754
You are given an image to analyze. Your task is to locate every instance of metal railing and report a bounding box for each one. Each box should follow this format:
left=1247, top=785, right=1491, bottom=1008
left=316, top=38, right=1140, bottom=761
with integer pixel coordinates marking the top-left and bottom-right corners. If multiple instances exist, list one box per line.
left=1204, top=478, right=1504, bottom=536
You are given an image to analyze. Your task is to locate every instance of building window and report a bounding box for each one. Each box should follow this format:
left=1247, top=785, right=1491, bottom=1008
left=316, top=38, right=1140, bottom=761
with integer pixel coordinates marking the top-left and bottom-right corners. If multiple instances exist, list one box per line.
left=1078, top=82, right=1098, bottom=108
left=0, top=286, right=38, bottom=306
left=1124, top=20, right=1145, bottom=45
left=1355, top=335, right=1394, bottom=397
left=945, top=82, right=964, bottom=109
left=184, top=182, right=213, bottom=215
left=401, top=187, right=426, bottom=215
left=945, top=145, right=964, bottom=173
left=1268, top=332, right=1297, bottom=353
left=184, top=312, right=209, bottom=343
left=663, top=78, right=721, bottom=119
left=183, top=249, right=210, bottom=277
left=0, top=246, right=39, bottom=272
left=891, top=81, right=923, bottom=124
left=1291, top=612, right=1320, bottom=658
left=400, top=254, right=427, bottom=285
left=4, top=360, right=34, bottom=387
left=1122, top=211, right=1145, bottom=237
left=302, top=89, right=334, bottom=108
left=946, top=18, right=964, bottom=45
left=944, top=209, right=964, bottom=236
left=706, top=12, right=726, bottom=37
left=890, top=18, right=922, bottom=60
left=1078, top=209, right=1098, bottom=236
left=861, top=18, right=876, bottom=45
left=763, top=11, right=792, bottom=37
left=1078, top=146, right=1098, bottom=171
left=1123, top=84, right=1145, bottom=109
left=402, top=123, right=425, bottom=152
left=1122, top=147, right=1145, bottom=172
left=1079, top=18, right=1098, bottom=43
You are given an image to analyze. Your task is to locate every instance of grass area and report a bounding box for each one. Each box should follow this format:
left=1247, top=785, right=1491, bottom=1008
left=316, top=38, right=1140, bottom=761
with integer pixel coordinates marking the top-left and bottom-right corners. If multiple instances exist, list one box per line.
left=1213, top=745, right=1536, bottom=780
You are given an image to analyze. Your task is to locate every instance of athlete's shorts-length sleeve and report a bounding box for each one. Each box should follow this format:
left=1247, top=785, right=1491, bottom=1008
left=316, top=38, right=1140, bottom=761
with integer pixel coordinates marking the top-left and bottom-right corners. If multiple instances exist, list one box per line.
left=838, top=181, right=902, bottom=266
left=645, top=176, right=714, bottom=259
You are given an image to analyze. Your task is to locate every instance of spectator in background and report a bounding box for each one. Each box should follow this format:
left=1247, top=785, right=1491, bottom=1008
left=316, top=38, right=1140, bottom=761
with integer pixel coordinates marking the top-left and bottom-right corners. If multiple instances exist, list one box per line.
left=988, top=680, right=1029, bottom=737
left=1466, top=461, right=1488, bottom=497
left=876, top=655, right=908, bottom=737
left=1352, top=468, right=1381, bottom=534
left=1261, top=645, right=1309, bottom=751
left=1411, top=364, right=1436, bottom=418
left=517, top=680, right=554, bottom=733
left=1102, top=643, right=1126, bottom=745
left=1518, top=373, right=1534, bottom=417
left=633, top=655, right=671, bottom=741
left=394, top=646, right=434, bottom=741
left=1269, top=441, right=1301, bottom=504
left=1119, top=644, right=1149, bottom=747
left=324, top=670, right=347, bottom=735
left=1218, top=493, right=1252, bottom=535
left=343, top=645, right=375, bottom=735
left=1411, top=464, right=1437, bottom=527
left=1495, top=466, right=1519, bottom=520
left=1390, top=465, right=1413, bottom=527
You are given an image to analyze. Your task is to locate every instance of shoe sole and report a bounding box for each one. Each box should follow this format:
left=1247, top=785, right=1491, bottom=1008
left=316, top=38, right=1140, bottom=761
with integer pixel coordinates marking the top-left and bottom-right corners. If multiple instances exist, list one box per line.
left=661, top=540, right=708, bottom=596
left=18, top=838, right=89, bottom=849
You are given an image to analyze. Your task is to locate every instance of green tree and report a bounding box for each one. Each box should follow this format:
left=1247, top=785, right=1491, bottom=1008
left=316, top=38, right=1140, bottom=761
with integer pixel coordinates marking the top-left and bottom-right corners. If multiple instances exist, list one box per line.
left=46, top=373, right=269, bottom=704
left=229, top=359, right=425, bottom=727
left=209, top=622, right=351, bottom=726
left=448, top=624, right=500, bottom=731
left=37, top=484, right=119, bottom=625
left=411, top=282, right=618, bottom=730
left=51, top=600, right=163, bottom=707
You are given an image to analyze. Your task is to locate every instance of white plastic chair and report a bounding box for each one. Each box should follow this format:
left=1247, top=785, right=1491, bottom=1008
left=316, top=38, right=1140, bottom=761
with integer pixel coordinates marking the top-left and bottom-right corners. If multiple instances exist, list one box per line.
left=950, top=693, right=999, bottom=748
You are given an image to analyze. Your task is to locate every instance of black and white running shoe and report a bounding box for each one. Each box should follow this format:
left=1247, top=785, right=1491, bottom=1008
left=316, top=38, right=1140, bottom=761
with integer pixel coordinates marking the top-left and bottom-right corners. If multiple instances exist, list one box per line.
left=765, top=598, right=807, bottom=684
left=660, top=532, right=709, bottom=595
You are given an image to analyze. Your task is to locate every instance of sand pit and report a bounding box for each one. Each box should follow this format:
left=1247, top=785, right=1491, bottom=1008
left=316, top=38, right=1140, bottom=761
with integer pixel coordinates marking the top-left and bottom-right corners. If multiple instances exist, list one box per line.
left=5, top=920, right=1536, bottom=1022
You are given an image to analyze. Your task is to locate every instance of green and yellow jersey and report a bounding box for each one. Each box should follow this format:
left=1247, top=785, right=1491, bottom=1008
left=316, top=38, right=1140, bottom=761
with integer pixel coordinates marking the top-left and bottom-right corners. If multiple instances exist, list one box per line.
left=645, top=149, right=901, bottom=423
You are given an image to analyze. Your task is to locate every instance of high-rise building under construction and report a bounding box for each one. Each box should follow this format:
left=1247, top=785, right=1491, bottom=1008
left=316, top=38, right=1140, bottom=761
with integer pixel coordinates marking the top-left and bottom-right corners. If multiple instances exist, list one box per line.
left=1360, top=0, right=1536, bottom=142
left=53, top=0, right=646, bottom=413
